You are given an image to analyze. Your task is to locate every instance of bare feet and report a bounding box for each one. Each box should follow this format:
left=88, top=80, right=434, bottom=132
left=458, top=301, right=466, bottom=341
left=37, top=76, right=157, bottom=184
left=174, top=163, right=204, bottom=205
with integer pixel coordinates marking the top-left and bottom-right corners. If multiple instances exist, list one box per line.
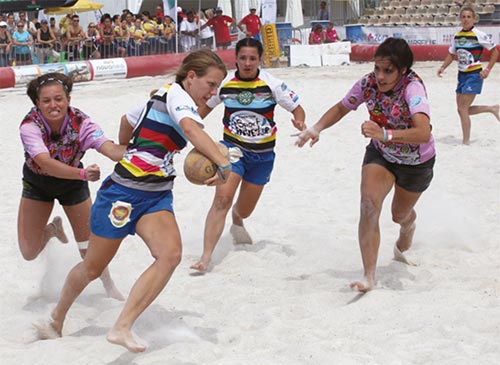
left=50, top=216, right=69, bottom=244
left=33, top=314, right=62, bottom=340
left=230, top=224, right=253, bottom=245
left=190, top=257, right=211, bottom=273
left=107, top=327, right=147, bottom=353
left=350, top=278, right=374, bottom=293
left=393, top=244, right=417, bottom=266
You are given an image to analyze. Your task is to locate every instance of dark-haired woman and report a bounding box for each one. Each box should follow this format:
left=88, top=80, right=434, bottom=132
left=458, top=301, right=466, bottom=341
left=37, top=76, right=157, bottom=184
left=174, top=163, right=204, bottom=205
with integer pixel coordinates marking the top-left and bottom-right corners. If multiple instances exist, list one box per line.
left=36, top=49, right=231, bottom=353
left=18, top=72, right=125, bottom=298
left=296, top=38, right=436, bottom=292
left=191, top=38, right=306, bottom=272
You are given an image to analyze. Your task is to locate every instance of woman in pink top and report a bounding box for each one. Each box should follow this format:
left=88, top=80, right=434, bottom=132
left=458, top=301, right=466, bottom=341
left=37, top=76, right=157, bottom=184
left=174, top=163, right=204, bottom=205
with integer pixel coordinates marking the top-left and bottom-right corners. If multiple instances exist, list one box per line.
left=18, top=72, right=126, bottom=300
left=296, top=38, right=435, bottom=293
left=308, top=23, right=324, bottom=45
left=323, top=22, right=340, bottom=43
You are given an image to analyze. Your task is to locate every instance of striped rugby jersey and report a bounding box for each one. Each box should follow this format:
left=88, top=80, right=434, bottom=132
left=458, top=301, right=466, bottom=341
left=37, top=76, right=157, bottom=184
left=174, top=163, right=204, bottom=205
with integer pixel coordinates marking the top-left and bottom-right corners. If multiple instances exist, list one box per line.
left=448, top=27, right=496, bottom=73
left=207, top=69, right=300, bottom=152
left=111, top=82, right=203, bottom=191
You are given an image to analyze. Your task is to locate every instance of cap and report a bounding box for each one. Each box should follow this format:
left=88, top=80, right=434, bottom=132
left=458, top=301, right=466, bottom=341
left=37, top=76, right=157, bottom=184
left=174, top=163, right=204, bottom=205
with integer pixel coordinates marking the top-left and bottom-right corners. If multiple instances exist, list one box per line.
left=177, top=6, right=182, bottom=12
left=250, top=7, right=257, bottom=10
left=215, top=7, right=223, bottom=12
left=41, top=19, right=48, bottom=24
left=0, top=21, right=7, bottom=27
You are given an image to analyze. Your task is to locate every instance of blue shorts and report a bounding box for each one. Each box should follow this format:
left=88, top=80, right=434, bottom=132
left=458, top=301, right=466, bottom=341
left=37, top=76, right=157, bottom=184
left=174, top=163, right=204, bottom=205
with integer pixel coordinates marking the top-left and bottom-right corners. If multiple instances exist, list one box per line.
left=90, top=177, right=174, bottom=239
left=221, top=141, right=275, bottom=186
left=456, top=72, right=483, bottom=95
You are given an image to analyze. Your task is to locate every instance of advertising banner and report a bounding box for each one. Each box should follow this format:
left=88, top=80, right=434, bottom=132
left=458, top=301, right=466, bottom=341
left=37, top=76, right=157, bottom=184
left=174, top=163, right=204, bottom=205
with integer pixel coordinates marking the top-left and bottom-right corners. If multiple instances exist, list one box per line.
left=261, top=24, right=280, bottom=67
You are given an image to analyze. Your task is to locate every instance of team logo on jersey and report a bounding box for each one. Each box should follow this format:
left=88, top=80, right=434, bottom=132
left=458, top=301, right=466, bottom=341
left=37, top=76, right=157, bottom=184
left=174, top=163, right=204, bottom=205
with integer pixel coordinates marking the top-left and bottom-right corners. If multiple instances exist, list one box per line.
left=176, top=105, right=199, bottom=115
left=92, top=130, right=104, bottom=139
left=458, top=37, right=467, bottom=46
left=109, top=200, right=132, bottom=228
left=237, top=90, right=254, bottom=105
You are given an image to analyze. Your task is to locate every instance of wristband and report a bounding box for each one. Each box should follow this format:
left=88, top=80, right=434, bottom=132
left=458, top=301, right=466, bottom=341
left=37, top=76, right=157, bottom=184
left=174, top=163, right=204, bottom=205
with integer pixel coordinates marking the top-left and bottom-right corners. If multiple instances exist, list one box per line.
left=382, top=127, right=387, bottom=142
left=216, top=163, right=231, bottom=181
left=484, top=67, right=490, bottom=73
left=79, top=168, right=86, bottom=181
left=387, top=129, right=393, bottom=142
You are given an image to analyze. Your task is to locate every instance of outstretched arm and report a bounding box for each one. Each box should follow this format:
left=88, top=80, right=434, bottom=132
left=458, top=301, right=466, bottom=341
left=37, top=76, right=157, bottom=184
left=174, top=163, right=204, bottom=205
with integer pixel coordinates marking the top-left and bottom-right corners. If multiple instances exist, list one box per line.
left=98, top=141, right=127, bottom=162
left=295, top=101, right=350, bottom=147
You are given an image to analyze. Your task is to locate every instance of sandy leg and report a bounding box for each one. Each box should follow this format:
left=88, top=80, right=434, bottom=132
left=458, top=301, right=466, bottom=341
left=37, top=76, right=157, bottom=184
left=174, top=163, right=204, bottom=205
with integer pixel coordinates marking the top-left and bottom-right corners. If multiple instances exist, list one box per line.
left=107, top=327, right=147, bottom=353
left=393, top=223, right=417, bottom=266
left=229, top=224, right=253, bottom=245
left=33, top=312, right=63, bottom=340
left=100, top=267, right=126, bottom=301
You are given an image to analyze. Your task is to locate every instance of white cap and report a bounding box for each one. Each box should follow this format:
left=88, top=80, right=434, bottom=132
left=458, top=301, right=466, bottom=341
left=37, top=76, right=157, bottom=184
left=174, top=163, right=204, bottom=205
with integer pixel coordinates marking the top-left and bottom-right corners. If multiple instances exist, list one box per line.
left=0, top=21, right=7, bottom=27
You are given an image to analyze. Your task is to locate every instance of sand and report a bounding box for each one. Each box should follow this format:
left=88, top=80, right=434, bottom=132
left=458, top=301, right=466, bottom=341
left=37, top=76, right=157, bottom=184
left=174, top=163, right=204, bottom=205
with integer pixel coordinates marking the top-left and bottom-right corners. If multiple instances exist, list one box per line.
left=0, top=60, right=499, bottom=364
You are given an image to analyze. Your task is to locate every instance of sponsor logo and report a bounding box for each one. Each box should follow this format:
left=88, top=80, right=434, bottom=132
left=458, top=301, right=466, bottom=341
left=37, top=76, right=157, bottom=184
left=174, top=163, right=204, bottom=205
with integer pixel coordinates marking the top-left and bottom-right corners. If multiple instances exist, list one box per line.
left=109, top=200, right=132, bottom=228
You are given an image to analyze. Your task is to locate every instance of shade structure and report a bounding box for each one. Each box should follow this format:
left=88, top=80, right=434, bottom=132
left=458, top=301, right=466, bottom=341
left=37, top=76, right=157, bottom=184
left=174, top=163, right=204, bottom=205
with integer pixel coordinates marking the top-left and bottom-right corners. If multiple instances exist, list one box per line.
left=44, top=0, right=103, bottom=15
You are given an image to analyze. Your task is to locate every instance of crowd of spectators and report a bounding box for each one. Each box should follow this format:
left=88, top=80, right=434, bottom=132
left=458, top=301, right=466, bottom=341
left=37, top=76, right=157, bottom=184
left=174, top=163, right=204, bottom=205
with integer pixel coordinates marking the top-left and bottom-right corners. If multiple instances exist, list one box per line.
left=0, top=4, right=260, bottom=66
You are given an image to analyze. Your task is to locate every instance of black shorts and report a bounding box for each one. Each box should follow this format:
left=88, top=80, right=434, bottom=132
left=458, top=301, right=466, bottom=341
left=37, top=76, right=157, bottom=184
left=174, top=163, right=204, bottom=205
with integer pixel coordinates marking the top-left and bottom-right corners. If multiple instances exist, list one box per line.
left=362, top=144, right=435, bottom=193
left=21, top=164, right=90, bottom=206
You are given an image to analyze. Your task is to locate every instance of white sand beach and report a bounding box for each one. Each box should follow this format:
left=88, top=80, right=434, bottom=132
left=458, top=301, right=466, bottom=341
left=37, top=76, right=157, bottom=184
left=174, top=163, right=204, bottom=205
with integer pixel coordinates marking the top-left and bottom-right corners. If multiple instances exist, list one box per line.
left=0, top=60, right=499, bottom=364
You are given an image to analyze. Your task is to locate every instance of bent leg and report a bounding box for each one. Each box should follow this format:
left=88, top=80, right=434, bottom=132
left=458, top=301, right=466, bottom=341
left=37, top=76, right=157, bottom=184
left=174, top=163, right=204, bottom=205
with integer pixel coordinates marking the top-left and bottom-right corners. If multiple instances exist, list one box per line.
left=456, top=93, right=476, bottom=145
left=350, top=164, right=394, bottom=293
left=230, top=180, right=264, bottom=244
left=17, top=198, right=56, bottom=260
left=191, top=173, right=241, bottom=272
left=107, top=210, right=182, bottom=353
left=64, top=200, right=124, bottom=300
left=391, top=185, right=422, bottom=265
left=46, top=234, right=123, bottom=337
left=469, top=103, right=500, bottom=121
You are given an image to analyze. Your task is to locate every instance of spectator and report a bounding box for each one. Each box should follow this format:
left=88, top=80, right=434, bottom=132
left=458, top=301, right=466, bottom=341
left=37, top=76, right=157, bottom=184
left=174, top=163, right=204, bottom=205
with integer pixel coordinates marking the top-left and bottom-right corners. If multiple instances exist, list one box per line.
left=99, top=13, right=115, bottom=59
left=129, top=17, right=147, bottom=56
left=162, top=15, right=176, bottom=52
left=198, top=9, right=214, bottom=49
left=49, top=17, right=61, bottom=41
left=317, top=1, right=329, bottom=21
left=323, top=22, right=340, bottom=43
left=155, top=4, right=165, bottom=21
left=201, top=7, right=234, bottom=50
left=0, top=21, right=12, bottom=67
left=238, top=7, right=262, bottom=41
left=179, top=10, right=198, bottom=53
left=82, top=22, right=101, bottom=59
left=35, top=19, right=59, bottom=64
left=309, top=23, right=324, bottom=45
left=12, top=21, right=33, bottom=65
left=65, top=14, right=85, bottom=61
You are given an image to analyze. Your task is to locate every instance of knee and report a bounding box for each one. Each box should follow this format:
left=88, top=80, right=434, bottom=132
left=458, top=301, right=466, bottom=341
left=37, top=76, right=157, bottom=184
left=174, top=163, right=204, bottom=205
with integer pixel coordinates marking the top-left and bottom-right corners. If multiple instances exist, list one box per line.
left=359, top=196, right=381, bottom=220
left=151, top=245, right=182, bottom=268
left=83, top=261, right=106, bottom=281
left=392, top=209, right=415, bottom=225
left=212, top=195, right=233, bottom=212
left=18, top=240, right=41, bottom=261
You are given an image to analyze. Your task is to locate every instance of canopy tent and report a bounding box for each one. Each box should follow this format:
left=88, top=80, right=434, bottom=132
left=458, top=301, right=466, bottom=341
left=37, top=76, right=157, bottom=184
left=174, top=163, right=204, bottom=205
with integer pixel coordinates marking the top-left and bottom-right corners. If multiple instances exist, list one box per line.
left=44, top=0, right=103, bottom=15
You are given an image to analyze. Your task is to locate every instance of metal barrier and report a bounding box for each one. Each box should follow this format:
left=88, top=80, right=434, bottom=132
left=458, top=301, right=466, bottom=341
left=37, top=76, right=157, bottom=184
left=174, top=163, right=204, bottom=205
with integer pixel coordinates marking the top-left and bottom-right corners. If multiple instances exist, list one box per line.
left=34, top=41, right=61, bottom=64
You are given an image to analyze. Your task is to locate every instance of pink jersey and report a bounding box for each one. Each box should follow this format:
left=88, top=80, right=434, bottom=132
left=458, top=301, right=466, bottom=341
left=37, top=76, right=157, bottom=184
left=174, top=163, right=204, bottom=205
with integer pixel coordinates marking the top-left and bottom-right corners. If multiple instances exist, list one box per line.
left=342, top=71, right=435, bottom=165
left=20, top=106, right=109, bottom=174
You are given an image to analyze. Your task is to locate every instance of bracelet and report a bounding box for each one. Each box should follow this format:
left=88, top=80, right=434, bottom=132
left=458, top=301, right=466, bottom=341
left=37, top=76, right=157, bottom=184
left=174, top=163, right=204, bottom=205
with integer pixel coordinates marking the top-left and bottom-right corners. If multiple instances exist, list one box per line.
left=218, top=163, right=231, bottom=172
left=387, top=129, right=393, bottom=142
left=382, top=127, right=387, bottom=142
left=79, top=168, right=86, bottom=181
left=484, top=67, right=490, bottom=73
